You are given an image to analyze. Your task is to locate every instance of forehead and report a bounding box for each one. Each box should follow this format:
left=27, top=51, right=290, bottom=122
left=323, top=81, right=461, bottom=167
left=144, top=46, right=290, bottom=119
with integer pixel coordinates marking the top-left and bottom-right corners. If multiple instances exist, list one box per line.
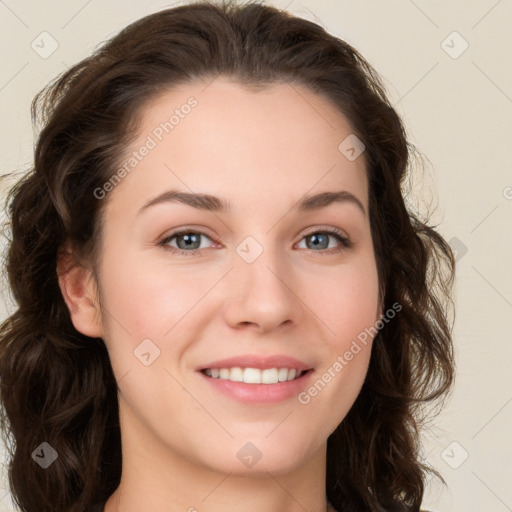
left=105, top=77, right=368, bottom=218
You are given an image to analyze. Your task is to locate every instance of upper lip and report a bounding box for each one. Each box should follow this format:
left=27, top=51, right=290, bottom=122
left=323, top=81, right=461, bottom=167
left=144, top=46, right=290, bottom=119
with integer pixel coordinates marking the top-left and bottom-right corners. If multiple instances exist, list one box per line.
left=197, top=355, right=313, bottom=372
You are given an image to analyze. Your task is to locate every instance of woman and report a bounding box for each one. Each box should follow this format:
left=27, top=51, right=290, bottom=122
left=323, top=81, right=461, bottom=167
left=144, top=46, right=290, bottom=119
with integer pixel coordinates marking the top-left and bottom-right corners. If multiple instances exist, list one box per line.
left=0, top=1, right=455, bottom=511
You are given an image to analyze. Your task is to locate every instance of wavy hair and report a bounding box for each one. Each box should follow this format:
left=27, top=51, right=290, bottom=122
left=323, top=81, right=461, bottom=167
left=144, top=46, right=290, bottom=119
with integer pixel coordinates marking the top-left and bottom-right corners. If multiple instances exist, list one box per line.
left=0, top=2, right=455, bottom=511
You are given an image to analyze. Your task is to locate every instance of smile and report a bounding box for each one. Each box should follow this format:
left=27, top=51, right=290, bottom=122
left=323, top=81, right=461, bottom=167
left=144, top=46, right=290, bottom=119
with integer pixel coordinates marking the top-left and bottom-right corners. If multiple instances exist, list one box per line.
left=198, top=367, right=314, bottom=405
left=201, top=367, right=305, bottom=384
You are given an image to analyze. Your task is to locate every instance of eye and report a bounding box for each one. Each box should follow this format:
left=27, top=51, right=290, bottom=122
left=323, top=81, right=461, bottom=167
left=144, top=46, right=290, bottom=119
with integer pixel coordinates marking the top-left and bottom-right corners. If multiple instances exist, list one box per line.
left=296, top=228, right=352, bottom=255
left=157, top=227, right=352, bottom=256
left=158, top=229, right=216, bottom=256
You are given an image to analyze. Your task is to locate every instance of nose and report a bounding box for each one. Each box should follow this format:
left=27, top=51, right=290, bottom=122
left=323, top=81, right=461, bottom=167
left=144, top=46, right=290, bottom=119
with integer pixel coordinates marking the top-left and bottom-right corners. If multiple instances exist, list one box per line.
left=222, top=242, right=303, bottom=334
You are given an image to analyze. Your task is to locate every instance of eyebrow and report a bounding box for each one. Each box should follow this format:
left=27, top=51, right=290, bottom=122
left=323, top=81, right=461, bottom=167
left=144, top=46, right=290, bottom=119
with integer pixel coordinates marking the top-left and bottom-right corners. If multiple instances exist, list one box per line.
left=137, top=188, right=366, bottom=216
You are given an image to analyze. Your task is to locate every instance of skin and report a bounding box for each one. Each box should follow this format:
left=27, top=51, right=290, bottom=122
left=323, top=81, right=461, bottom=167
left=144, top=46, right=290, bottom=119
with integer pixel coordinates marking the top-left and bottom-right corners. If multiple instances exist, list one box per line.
left=58, top=77, right=382, bottom=512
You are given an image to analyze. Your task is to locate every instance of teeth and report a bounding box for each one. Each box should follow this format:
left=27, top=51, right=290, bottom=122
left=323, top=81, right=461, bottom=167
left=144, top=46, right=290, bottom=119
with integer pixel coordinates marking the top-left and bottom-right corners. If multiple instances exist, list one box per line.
left=203, top=367, right=304, bottom=384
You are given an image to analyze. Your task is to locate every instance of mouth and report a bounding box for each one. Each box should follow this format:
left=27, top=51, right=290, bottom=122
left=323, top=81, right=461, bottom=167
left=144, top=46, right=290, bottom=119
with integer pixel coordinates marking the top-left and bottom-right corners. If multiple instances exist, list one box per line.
left=197, top=366, right=315, bottom=405
left=200, top=367, right=312, bottom=384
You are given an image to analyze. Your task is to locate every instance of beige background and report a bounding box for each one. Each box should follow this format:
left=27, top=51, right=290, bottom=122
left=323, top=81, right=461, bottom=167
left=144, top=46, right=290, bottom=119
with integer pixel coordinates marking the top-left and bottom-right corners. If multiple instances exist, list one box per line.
left=0, top=1, right=511, bottom=511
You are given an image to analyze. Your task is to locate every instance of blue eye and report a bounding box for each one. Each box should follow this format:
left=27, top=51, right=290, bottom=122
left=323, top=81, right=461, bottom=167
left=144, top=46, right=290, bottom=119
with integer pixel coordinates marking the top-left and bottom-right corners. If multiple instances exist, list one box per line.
left=158, top=230, right=215, bottom=256
left=158, top=228, right=352, bottom=256
left=298, top=230, right=352, bottom=254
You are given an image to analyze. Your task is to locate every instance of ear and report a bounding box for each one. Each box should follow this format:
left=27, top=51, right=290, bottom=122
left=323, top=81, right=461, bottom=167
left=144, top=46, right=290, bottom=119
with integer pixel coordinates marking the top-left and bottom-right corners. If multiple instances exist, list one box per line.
left=57, top=242, right=103, bottom=338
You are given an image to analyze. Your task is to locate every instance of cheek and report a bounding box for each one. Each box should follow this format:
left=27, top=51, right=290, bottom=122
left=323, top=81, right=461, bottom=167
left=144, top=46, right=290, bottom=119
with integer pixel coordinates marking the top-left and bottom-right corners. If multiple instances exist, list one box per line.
left=296, top=265, right=378, bottom=432
left=99, top=254, right=200, bottom=337
left=96, top=257, right=199, bottom=413
left=303, top=256, right=379, bottom=402
left=312, top=257, right=380, bottom=348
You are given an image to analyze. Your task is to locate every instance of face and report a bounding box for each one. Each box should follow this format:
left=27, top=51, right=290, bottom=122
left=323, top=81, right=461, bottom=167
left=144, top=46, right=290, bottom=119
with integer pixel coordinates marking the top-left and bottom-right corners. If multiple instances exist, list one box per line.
left=83, top=78, right=381, bottom=476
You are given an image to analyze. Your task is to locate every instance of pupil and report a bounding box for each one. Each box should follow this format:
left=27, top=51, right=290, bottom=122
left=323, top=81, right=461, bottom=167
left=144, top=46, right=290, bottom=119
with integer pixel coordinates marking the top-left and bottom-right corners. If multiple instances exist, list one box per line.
left=179, top=233, right=199, bottom=249
left=309, top=233, right=327, bottom=249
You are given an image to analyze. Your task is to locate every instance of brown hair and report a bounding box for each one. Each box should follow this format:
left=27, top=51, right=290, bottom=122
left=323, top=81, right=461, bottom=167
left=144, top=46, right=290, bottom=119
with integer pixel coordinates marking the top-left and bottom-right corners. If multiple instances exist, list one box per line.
left=0, top=2, right=455, bottom=511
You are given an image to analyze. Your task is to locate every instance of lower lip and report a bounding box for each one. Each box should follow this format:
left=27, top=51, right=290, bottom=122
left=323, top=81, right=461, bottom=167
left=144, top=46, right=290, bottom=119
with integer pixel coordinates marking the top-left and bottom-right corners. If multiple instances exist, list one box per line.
left=197, top=370, right=314, bottom=405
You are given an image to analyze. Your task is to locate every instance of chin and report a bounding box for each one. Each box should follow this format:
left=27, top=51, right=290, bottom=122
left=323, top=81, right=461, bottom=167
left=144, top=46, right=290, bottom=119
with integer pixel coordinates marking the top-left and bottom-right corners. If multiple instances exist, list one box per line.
left=193, top=435, right=315, bottom=476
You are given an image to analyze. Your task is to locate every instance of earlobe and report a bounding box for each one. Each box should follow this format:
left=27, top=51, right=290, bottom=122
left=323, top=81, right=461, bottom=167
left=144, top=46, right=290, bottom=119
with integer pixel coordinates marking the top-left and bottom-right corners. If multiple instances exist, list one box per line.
left=57, top=244, right=103, bottom=339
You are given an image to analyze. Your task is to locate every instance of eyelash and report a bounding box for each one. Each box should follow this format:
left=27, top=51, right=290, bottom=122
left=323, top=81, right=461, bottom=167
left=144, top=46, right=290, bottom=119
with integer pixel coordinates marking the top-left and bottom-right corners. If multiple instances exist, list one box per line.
left=157, top=227, right=353, bottom=257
